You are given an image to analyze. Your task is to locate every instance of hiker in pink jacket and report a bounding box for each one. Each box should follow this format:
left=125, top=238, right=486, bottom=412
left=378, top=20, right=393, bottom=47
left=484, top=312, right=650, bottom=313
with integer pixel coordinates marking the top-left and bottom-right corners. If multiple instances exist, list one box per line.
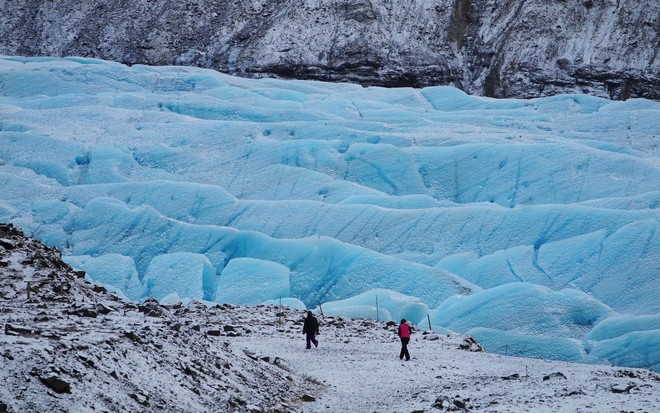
left=398, top=319, right=411, bottom=361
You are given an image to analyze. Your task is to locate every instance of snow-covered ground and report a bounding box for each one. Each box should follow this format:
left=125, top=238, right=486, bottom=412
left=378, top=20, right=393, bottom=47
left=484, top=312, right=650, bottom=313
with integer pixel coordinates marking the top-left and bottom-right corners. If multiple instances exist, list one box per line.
left=235, top=320, right=660, bottom=413
left=2, top=223, right=659, bottom=412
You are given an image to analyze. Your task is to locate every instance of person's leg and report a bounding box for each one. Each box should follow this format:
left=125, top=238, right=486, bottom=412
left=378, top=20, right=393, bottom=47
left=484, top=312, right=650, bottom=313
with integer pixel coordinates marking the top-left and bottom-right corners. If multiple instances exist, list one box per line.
left=312, top=333, right=318, bottom=347
left=306, top=333, right=312, bottom=349
left=399, top=338, right=406, bottom=359
left=402, top=338, right=410, bottom=360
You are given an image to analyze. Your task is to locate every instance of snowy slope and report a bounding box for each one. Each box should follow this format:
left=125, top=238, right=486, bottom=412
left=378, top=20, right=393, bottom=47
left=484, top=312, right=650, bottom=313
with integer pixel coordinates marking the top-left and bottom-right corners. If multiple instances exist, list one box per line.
left=0, top=223, right=318, bottom=412
left=0, top=56, right=659, bottom=372
left=1, top=224, right=659, bottom=413
left=0, top=0, right=658, bottom=99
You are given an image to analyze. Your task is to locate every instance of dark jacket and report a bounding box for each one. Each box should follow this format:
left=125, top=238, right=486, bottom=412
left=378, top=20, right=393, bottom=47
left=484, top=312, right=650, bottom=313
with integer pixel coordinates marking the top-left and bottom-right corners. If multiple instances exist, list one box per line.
left=303, top=314, right=319, bottom=335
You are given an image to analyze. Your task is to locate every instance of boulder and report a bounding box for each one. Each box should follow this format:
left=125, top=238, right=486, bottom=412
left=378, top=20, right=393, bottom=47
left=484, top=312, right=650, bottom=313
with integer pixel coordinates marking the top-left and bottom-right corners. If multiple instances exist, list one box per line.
left=39, top=374, right=71, bottom=394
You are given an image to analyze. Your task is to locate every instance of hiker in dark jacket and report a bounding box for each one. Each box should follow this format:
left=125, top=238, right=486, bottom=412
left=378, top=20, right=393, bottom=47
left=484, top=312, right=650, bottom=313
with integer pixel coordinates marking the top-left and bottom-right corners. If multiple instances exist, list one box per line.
left=302, top=310, right=319, bottom=349
left=398, top=319, right=411, bottom=361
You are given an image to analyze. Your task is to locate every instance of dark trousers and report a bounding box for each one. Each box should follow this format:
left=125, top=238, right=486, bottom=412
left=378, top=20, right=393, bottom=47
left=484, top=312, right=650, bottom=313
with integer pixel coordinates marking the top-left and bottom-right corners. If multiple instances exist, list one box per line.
left=399, top=337, right=410, bottom=360
left=306, top=332, right=318, bottom=349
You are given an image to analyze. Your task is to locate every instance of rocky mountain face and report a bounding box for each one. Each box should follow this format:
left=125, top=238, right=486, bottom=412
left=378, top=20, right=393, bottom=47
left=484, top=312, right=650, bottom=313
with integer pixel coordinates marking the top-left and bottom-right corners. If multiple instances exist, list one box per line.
left=1, top=0, right=657, bottom=100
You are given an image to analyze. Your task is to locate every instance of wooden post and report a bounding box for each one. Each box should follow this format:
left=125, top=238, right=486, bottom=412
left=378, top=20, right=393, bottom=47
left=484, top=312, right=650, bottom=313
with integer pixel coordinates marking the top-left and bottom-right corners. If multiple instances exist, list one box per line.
left=27, top=281, right=31, bottom=300
left=375, top=294, right=379, bottom=322
left=317, top=302, right=324, bottom=318
left=427, top=314, right=432, bottom=331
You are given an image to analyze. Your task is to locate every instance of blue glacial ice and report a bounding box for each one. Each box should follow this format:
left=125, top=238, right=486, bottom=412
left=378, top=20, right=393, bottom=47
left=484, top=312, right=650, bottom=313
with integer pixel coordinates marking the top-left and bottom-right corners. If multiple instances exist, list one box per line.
left=63, top=254, right=141, bottom=301
left=430, top=283, right=615, bottom=339
left=466, top=328, right=587, bottom=363
left=142, top=252, right=216, bottom=302
left=588, top=330, right=660, bottom=372
left=0, top=56, right=658, bottom=371
left=585, top=314, right=660, bottom=341
left=215, top=258, right=291, bottom=306
left=316, top=288, right=429, bottom=325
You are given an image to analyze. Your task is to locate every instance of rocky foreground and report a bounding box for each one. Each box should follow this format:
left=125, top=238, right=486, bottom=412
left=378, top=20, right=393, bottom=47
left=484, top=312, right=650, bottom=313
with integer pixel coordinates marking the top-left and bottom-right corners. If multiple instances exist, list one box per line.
left=1, top=223, right=659, bottom=412
left=0, top=223, right=320, bottom=412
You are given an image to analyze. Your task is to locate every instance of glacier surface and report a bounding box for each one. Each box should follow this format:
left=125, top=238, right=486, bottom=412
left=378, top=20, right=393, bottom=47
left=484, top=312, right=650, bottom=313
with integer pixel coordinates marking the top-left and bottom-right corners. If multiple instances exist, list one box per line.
left=0, top=56, right=658, bottom=371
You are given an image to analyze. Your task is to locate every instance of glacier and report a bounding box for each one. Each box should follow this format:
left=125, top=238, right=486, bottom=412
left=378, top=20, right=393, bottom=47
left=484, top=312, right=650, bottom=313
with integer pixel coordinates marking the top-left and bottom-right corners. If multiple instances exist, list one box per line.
left=0, top=56, right=658, bottom=371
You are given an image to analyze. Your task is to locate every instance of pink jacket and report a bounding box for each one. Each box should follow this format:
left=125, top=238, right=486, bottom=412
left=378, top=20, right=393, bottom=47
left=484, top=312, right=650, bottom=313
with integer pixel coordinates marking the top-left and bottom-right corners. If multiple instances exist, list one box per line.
left=398, top=323, right=411, bottom=338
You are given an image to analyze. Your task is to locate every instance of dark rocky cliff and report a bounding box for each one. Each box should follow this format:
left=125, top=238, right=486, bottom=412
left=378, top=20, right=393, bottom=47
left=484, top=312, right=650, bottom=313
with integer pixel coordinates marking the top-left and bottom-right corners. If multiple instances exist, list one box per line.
left=1, top=0, right=658, bottom=100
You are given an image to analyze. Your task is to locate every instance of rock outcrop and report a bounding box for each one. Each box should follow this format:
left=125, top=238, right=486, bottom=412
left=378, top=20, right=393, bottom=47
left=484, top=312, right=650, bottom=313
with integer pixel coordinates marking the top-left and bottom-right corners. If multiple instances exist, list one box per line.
left=0, top=223, right=314, bottom=412
left=0, top=0, right=657, bottom=100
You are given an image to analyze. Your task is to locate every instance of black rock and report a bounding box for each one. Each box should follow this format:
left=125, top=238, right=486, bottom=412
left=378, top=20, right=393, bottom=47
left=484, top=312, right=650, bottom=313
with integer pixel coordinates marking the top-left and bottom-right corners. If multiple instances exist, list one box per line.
left=39, top=374, right=71, bottom=393
left=611, top=383, right=637, bottom=394
left=72, top=307, right=98, bottom=318
left=543, top=372, right=567, bottom=381
left=181, top=364, right=196, bottom=377
left=5, top=324, right=39, bottom=336
left=432, top=396, right=449, bottom=409
left=129, top=391, right=149, bottom=406
left=96, top=303, right=113, bottom=315
left=123, top=330, right=142, bottom=343
left=138, top=298, right=164, bottom=317
left=459, top=336, right=484, bottom=352
left=0, top=239, right=15, bottom=250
